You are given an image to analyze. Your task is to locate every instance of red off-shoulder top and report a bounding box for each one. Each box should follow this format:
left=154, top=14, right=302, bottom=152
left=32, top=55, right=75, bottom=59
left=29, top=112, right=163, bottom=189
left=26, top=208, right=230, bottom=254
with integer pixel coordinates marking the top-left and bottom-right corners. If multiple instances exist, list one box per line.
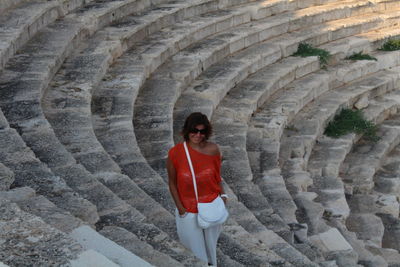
left=168, top=143, right=222, bottom=213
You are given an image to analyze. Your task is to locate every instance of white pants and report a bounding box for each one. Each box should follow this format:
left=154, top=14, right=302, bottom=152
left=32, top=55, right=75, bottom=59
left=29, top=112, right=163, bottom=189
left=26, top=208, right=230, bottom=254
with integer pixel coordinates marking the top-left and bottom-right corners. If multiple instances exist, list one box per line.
left=175, top=209, right=222, bottom=266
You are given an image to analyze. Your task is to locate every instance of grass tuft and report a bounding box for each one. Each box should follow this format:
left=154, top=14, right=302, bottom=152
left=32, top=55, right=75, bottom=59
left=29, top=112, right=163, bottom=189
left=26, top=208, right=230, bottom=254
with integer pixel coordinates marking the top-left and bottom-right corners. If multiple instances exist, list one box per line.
left=292, top=43, right=331, bottom=67
left=346, top=52, right=377, bottom=61
left=379, top=39, right=400, bottom=51
left=324, top=109, right=380, bottom=142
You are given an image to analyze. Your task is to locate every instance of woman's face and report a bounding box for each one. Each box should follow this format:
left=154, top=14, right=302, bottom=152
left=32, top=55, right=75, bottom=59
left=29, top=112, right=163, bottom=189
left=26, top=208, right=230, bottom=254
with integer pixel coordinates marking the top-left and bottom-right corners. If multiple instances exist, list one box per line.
left=189, top=124, right=206, bottom=144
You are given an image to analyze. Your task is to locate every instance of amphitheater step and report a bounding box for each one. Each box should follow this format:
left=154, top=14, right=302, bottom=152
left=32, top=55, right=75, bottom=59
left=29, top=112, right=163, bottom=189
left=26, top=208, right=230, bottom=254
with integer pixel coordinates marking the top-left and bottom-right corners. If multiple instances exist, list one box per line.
left=0, top=186, right=176, bottom=266
left=99, top=226, right=185, bottom=267
left=0, top=0, right=91, bottom=70
left=307, top=90, right=400, bottom=219
left=136, top=0, right=400, bottom=170
left=173, top=3, right=400, bottom=136
left=244, top=57, right=400, bottom=265
left=0, top=2, right=209, bottom=264
left=327, top=219, right=388, bottom=266
left=70, top=225, right=153, bottom=267
left=36, top=0, right=312, bottom=264
left=0, top=163, right=14, bottom=191
left=0, top=196, right=85, bottom=266
left=342, top=119, right=400, bottom=195
left=0, top=109, right=99, bottom=225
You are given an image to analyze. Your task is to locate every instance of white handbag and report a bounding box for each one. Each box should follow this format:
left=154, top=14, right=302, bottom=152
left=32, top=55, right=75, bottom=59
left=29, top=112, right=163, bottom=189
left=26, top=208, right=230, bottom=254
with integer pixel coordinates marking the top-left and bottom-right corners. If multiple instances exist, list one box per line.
left=184, top=142, right=228, bottom=229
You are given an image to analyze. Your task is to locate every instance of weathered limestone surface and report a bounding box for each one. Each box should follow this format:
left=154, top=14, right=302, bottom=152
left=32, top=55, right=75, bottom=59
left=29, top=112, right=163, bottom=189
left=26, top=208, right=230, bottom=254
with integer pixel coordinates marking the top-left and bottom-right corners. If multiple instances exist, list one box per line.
left=3, top=0, right=400, bottom=265
left=0, top=198, right=84, bottom=266
left=0, top=163, right=13, bottom=191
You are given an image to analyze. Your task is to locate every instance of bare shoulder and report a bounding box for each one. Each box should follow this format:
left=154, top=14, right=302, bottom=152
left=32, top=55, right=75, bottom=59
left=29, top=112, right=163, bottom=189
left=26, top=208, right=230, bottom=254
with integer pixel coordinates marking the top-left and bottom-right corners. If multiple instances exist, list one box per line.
left=205, top=142, right=220, bottom=156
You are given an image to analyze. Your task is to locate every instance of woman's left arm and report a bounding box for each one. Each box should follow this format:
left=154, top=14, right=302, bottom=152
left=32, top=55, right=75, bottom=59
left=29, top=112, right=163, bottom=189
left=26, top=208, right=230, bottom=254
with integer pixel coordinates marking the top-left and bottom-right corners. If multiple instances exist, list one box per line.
left=219, top=181, right=228, bottom=204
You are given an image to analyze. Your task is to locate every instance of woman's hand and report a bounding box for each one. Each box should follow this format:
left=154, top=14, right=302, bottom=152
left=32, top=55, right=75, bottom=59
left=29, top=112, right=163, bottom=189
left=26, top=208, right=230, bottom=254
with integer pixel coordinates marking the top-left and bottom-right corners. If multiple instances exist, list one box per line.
left=178, top=207, right=187, bottom=215
left=221, top=194, right=228, bottom=204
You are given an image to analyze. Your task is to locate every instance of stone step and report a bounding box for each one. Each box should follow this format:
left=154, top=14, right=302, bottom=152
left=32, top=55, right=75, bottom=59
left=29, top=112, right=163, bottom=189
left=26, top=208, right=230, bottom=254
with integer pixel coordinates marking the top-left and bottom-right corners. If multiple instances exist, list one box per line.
left=0, top=196, right=86, bottom=266
left=245, top=64, right=400, bottom=263
left=0, top=187, right=155, bottom=266
left=39, top=18, right=293, bottom=267
left=172, top=3, right=400, bottom=142
left=307, top=90, right=400, bottom=219
left=337, top=119, right=400, bottom=253
left=0, top=0, right=91, bottom=70
left=99, top=226, right=187, bottom=267
left=367, top=246, right=400, bottom=266
left=253, top=57, right=400, bottom=194
left=39, top=0, right=334, bottom=264
left=0, top=2, right=210, bottom=264
left=133, top=0, right=399, bottom=171
left=327, top=219, right=388, bottom=266
left=0, top=0, right=24, bottom=13
left=280, top=69, right=400, bottom=192
left=0, top=163, right=14, bottom=191
left=0, top=110, right=99, bottom=225
left=341, top=116, right=400, bottom=195
left=208, top=46, right=400, bottom=244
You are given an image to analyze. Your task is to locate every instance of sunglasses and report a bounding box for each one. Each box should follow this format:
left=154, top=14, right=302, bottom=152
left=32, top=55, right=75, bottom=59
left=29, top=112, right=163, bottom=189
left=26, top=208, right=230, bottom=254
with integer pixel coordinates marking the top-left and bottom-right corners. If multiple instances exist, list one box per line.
left=190, top=128, right=207, bottom=135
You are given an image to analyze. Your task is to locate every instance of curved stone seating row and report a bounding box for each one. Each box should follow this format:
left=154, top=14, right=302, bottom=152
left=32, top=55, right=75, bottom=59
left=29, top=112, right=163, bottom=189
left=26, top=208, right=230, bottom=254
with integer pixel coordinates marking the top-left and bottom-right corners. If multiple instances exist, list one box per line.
left=90, top=57, right=303, bottom=267
left=275, top=69, right=400, bottom=263
left=0, top=0, right=93, bottom=70
left=0, top=163, right=14, bottom=191
left=277, top=67, right=400, bottom=220
left=89, top=44, right=297, bottom=267
left=0, top=0, right=294, bottom=266
left=240, top=53, right=400, bottom=263
left=124, top=1, right=400, bottom=266
left=249, top=50, right=400, bottom=197
left=69, top=0, right=350, bottom=264
left=169, top=15, right=400, bottom=243
left=0, top=0, right=152, bottom=72
left=0, top=186, right=176, bottom=266
left=279, top=66, right=400, bottom=192
left=301, top=91, right=400, bottom=265
left=0, top=0, right=24, bottom=13
left=132, top=0, right=360, bottom=168
left=0, top=109, right=99, bottom=224
left=307, top=90, right=400, bottom=219
left=37, top=1, right=301, bottom=265
left=0, top=197, right=89, bottom=266
left=338, top=104, right=400, bottom=196
left=0, top=3, right=214, bottom=265
left=344, top=118, right=400, bottom=251
left=175, top=3, right=400, bottom=124
left=128, top=7, right=400, bottom=241
left=374, top=144, right=400, bottom=253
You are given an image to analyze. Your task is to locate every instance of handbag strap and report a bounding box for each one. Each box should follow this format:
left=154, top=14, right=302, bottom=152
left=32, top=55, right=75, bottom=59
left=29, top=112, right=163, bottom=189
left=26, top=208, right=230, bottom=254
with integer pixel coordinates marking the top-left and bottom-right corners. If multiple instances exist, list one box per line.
left=183, top=142, right=199, bottom=202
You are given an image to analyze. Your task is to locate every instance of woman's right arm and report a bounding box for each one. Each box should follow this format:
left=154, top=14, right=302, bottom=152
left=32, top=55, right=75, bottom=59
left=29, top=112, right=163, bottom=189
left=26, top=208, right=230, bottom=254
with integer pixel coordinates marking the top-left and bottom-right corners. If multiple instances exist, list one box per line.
left=167, top=157, right=186, bottom=215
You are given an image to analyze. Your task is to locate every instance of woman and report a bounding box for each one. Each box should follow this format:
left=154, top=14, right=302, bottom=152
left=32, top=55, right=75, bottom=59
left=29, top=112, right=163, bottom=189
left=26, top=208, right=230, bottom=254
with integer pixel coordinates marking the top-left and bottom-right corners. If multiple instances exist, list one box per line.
left=167, top=112, right=227, bottom=266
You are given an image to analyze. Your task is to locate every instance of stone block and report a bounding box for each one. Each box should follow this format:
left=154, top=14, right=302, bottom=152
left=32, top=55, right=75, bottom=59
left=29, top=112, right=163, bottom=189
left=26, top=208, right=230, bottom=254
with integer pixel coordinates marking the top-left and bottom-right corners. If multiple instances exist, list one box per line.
left=0, top=110, right=9, bottom=130
left=0, top=199, right=83, bottom=266
left=375, top=176, right=400, bottom=195
left=0, top=186, right=35, bottom=202
left=0, top=163, right=14, bottom=191
left=70, top=225, right=152, bottom=267
left=309, top=228, right=353, bottom=254
left=376, top=195, right=399, bottom=218
left=294, top=194, right=328, bottom=235
left=354, top=95, right=369, bottom=110
left=377, top=214, right=400, bottom=251
left=346, top=214, right=384, bottom=246
left=348, top=194, right=378, bottom=214
left=69, top=249, right=121, bottom=267
left=99, top=226, right=181, bottom=267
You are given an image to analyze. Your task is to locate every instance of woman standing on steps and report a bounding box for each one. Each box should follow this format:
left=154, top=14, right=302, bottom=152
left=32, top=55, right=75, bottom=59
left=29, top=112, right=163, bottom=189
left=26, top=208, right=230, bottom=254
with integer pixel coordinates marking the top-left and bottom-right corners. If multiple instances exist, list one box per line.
left=167, top=112, right=228, bottom=266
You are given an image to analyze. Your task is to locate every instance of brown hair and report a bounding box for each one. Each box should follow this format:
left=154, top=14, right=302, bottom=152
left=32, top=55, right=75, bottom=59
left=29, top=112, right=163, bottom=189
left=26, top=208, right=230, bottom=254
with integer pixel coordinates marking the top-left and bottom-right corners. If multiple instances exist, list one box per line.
left=181, top=112, right=212, bottom=141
